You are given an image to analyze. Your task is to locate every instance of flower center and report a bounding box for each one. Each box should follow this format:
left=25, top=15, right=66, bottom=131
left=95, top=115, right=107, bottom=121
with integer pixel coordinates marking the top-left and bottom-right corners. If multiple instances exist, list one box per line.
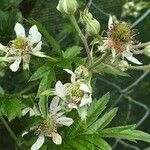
left=36, top=117, right=57, bottom=137
left=11, top=37, right=31, bottom=55
left=68, top=83, right=84, bottom=103
left=109, top=22, right=132, bottom=43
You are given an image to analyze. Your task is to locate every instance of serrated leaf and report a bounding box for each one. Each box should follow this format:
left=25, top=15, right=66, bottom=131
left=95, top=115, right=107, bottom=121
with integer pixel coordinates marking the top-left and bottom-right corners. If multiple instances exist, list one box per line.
left=87, top=108, right=118, bottom=133
left=0, top=97, right=23, bottom=121
left=94, top=63, right=130, bottom=77
left=87, top=92, right=110, bottom=126
left=63, top=46, right=83, bottom=59
left=99, top=127, right=150, bottom=143
left=29, top=63, right=50, bottom=81
left=37, top=68, right=55, bottom=116
left=82, top=136, right=111, bottom=150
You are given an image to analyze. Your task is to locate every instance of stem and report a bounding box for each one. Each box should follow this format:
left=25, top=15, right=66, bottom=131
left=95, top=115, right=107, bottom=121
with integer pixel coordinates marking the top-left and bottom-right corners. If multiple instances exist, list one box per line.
left=88, top=50, right=110, bottom=70
left=1, top=117, right=21, bottom=147
left=127, top=64, right=150, bottom=71
left=69, top=15, right=93, bottom=66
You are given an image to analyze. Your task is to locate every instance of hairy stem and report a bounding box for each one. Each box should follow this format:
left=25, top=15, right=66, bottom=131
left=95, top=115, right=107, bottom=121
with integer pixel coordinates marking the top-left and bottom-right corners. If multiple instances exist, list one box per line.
left=69, top=15, right=93, bottom=66
left=88, top=50, right=110, bottom=70
left=127, top=64, right=150, bottom=71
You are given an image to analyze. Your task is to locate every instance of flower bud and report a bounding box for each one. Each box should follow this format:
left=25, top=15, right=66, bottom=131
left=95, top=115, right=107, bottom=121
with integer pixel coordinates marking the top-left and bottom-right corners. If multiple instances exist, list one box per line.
left=86, top=18, right=100, bottom=35
left=57, top=0, right=78, bottom=15
left=118, top=60, right=129, bottom=71
left=74, top=65, right=90, bottom=80
left=144, top=45, right=150, bottom=57
left=80, top=9, right=100, bottom=36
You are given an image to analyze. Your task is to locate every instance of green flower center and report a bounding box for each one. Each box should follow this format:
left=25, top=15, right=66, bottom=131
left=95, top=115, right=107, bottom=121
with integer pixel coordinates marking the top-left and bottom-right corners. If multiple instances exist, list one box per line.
left=110, top=22, right=132, bottom=43
left=13, top=37, right=28, bottom=50
left=36, top=117, right=57, bottom=137
left=67, top=83, right=84, bottom=103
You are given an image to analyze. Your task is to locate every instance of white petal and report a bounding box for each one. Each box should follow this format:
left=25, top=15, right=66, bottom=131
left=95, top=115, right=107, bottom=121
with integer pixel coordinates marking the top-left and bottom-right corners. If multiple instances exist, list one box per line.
left=14, top=22, right=25, bottom=38
left=52, top=132, right=62, bottom=145
left=108, top=16, right=113, bottom=29
left=22, top=108, right=31, bottom=116
left=50, top=96, right=61, bottom=115
left=56, top=116, right=73, bottom=126
left=64, top=69, right=76, bottom=82
left=22, top=131, right=28, bottom=137
left=122, top=51, right=142, bottom=65
left=28, top=25, right=41, bottom=44
left=9, top=57, right=21, bottom=72
left=32, top=51, right=48, bottom=58
left=23, top=55, right=30, bottom=70
left=55, top=81, right=66, bottom=98
left=32, top=41, right=42, bottom=53
left=79, top=97, right=92, bottom=107
left=80, top=83, right=91, bottom=93
left=31, top=135, right=45, bottom=150
left=68, top=103, right=78, bottom=109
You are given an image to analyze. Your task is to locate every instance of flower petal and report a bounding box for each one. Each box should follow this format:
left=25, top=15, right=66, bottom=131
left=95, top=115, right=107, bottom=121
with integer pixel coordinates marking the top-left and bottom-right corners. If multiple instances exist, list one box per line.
left=55, top=81, right=66, bottom=98
left=52, top=132, right=62, bottom=145
left=32, top=41, right=42, bottom=53
left=108, top=16, right=113, bottom=29
left=122, top=51, right=142, bottom=65
left=79, top=97, right=92, bottom=107
left=80, top=83, right=91, bottom=93
left=31, top=135, right=45, bottom=150
left=50, top=96, right=61, bottom=115
left=23, top=55, right=30, bottom=70
left=9, top=57, right=21, bottom=72
left=68, top=103, right=78, bottom=109
left=64, top=69, right=76, bottom=82
left=56, top=116, right=73, bottom=126
left=14, top=22, right=25, bottom=38
left=28, top=25, right=41, bottom=44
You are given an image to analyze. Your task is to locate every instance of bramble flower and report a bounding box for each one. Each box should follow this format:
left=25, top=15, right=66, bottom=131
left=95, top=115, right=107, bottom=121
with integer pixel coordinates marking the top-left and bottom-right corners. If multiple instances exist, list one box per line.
left=55, top=66, right=92, bottom=121
left=0, top=22, right=46, bottom=72
left=28, top=96, right=73, bottom=150
left=102, top=16, right=142, bottom=65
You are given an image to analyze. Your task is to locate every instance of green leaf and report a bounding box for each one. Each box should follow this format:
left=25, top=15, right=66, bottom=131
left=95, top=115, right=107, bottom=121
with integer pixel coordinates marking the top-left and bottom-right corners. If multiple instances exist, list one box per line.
left=87, top=93, right=110, bottom=126
left=0, top=97, right=23, bottom=121
left=87, top=108, right=118, bottom=133
left=63, top=46, right=83, bottom=59
left=37, top=68, right=55, bottom=116
left=82, top=136, right=111, bottom=150
left=99, top=127, right=150, bottom=143
left=28, top=19, right=62, bottom=56
left=94, top=63, right=130, bottom=77
left=29, top=63, right=50, bottom=81
left=68, top=139, right=94, bottom=150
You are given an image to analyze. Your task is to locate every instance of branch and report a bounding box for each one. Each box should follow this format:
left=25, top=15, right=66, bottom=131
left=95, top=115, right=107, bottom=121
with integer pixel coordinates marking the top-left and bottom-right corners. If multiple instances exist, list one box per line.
left=127, top=64, right=150, bottom=71
left=69, top=15, right=93, bottom=66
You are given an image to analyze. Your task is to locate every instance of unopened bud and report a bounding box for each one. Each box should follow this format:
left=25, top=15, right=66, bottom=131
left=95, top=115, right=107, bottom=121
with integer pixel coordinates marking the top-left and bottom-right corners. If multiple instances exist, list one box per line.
left=144, top=45, right=150, bottom=57
left=86, top=18, right=100, bottom=35
left=80, top=9, right=100, bottom=36
left=75, top=65, right=90, bottom=80
left=57, top=0, right=78, bottom=15
left=118, top=60, right=129, bottom=71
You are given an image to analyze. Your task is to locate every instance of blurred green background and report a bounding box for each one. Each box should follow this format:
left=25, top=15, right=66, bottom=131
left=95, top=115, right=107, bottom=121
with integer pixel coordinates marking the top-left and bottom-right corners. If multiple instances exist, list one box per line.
left=0, top=0, right=150, bottom=149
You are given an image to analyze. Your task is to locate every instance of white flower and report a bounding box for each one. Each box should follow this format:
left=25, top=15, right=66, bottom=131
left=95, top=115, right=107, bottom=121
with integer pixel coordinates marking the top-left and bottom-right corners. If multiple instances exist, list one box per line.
left=0, top=22, right=47, bottom=72
left=30, top=96, right=73, bottom=150
left=55, top=68, right=92, bottom=109
left=105, top=17, right=142, bottom=65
